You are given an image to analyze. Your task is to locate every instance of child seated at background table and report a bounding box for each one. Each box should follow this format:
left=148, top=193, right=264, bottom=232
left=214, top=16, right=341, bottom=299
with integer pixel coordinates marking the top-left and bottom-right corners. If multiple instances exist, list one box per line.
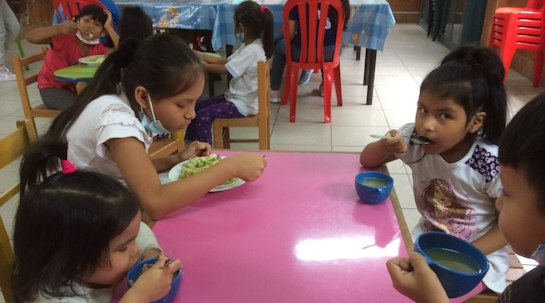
left=387, top=93, right=545, bottom=303
left=118, top=6, right=152, bottom=43
left=360, top=46, right=509, bottom=294
left=26, top=4, right=119, bottom=110
left=186, top=1, right=274, bottom=145
left=269, top=0, right=350, bottom=101
left=12, top=139, right=180, bottom=303
left=43, top=34, right=266, bottom=220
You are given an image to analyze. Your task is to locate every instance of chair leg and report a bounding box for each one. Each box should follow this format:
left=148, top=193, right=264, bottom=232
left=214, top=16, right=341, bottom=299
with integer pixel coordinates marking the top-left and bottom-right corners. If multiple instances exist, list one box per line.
left=289, top=65, right=299, bottom=122
left=498, top=39, right=516, bottom=84
left=213, top=120, right=223, bottom=149
left=281, top=65, right=291, bottom=105
left=533, top=50, right=544, bottom=88
left=16, top=36, right=29, bottom=71
left=323, top=67, right=333, bottom=124
left=333, top=65, right=342, bottom=106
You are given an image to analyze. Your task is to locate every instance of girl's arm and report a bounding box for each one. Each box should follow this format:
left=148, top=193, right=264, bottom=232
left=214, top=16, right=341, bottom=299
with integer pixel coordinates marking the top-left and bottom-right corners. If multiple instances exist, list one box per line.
left=195, top=51, right=229, bottom=65
left=150, top=141, right=211, bottom=173
left=107, top=137, right=266, bottom=219
left=103, top=10, right=120, bottom=50
left=26, top=18, right=79, bottom=45
left=204, top=64, right=228, bottom=75
left=471, top=223, right=508, bottom=255
left=360, top=130, right=406, bottom=167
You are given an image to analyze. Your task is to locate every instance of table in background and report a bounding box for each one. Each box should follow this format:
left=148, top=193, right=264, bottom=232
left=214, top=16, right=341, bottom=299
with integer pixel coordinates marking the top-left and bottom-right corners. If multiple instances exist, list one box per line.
left=111, top=151, right=411, bottom=303
left=114, top=0, right=395, bottom=105
left=53, top=64, right=98, bottom=82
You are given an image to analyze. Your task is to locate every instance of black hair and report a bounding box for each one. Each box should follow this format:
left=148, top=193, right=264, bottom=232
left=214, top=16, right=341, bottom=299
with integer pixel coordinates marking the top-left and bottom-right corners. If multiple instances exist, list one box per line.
left=46, top=34, right=205, bottom=141
left=499, top=93, right=545, bottom=215
left=76, top=4, right=114, bottom=47
left=420, top=46, right=507, bottom=145
left=12, top=140, right=141, bottom=301
left=234, top=1, right=274, bottom=58
left=329, top=0, right=350, bottom=30
left=118, top=6, right=153, bottom=43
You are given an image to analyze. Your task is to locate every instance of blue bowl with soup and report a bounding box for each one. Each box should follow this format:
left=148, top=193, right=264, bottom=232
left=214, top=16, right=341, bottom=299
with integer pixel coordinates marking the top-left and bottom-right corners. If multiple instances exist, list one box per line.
left=126, top=258, right=182, bottom=303
left=414, top=232, right=489, bottom=298
left=354, top=171, right=394, bottom=204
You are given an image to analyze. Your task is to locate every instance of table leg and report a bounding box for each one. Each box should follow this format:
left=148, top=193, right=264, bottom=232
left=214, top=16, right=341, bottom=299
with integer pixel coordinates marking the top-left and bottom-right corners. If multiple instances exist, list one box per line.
left=226, top=45, right=233, bottom=85
left=364, top=48, right=371, bottom=85
left=366, top=49, right=377, bottom=105
left=355, top=46, right=361, bottom=61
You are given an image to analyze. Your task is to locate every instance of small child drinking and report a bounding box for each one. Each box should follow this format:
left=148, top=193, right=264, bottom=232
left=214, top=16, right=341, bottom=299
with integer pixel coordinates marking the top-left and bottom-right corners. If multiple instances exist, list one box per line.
left=185, top=0, right=274, bottom=145
left=27, top=4, right=119, bottom=110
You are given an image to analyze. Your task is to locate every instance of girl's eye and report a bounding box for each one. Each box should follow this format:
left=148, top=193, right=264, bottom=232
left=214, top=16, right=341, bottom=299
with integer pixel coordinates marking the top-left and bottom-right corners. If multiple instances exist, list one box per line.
left=177, top=104, right=186, bottom=108
left=120, top=246, right=128, bottom=252
left=440, top=113, right=450, bottom=119
left=419, top=107, right=427, bottom=114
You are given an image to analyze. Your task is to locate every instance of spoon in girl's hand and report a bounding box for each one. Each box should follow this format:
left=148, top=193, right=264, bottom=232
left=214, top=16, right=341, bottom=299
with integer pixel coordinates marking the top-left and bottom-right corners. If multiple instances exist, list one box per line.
left=370, top=134, right=432, bottom=145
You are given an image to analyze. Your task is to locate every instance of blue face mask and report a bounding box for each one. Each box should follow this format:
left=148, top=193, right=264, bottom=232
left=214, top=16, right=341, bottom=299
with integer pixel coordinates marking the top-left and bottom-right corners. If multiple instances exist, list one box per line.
left=139, top=94, right=170, bottom=135
left=531, top=244, right=545, bottom=266
left=236, top=32, right=244, bottom=44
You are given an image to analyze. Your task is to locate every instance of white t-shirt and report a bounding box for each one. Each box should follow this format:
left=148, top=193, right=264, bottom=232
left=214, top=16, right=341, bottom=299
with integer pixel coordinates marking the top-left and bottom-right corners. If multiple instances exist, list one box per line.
left=395, top=123, right=509, bottom=294
left=66, top=93, right=152, bottom=184
left=31, top=223, right=161, bottom=303
left=224, top=39, right=266, bottom=116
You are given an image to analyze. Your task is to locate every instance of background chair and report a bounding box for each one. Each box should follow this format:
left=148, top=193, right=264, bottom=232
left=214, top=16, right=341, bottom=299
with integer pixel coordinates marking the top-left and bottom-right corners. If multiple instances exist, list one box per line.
left=0, top=119, right=38, bottom=303
left=280, top=0, right=343, bottom=123
left=148, top=130, right=186, bottom=158
left=488, top=0, right=545, bottom=87
left=12, top=47, right=60, bottom=134
left=213, top=60, right=270, bottom=150
left=53, top=0, right=106, bottom=21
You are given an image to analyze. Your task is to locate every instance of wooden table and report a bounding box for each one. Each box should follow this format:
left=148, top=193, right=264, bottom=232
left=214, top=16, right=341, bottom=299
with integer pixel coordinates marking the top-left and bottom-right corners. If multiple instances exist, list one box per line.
left=111, top=151, right=411, bottom=303
left=53, top=64, right=98, bottom=82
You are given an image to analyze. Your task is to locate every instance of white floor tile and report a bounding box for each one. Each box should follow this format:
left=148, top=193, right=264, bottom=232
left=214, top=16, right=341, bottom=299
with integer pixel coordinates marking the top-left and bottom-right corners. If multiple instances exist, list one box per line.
left=384, top=110, right=416, bottom=128
left=331, top=109, right=388, bottom=127
left=391, top=174, right=416, bottom=209
left=332, top=146, right=364, bottom=152
left=332, top=126, right=390, bottom=147
left=270, top=124, right=331, bottom=146
left=401, top=208, right=421, bottom=233
left=271, top=144, right=332, bottom=152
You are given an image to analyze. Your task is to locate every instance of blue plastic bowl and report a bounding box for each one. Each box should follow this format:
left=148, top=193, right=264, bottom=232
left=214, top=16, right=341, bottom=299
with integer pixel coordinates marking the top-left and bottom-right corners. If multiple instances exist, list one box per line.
left=126, top=258, right=182, bottom=303
left=414, top=232, right=489, bottom=298
left=354, top=172, right=394, bottom=204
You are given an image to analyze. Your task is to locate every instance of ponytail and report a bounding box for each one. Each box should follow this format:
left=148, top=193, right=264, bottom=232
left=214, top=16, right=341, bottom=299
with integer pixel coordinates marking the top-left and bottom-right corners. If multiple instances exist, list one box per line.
left=261, top=7, right=274, bottom=58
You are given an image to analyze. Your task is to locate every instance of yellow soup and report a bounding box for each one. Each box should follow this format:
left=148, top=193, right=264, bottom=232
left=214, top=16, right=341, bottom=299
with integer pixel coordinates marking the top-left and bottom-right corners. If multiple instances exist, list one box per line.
left=359, top=178, right=389, bottom=188
left=424, top=248, right=480, bottom=274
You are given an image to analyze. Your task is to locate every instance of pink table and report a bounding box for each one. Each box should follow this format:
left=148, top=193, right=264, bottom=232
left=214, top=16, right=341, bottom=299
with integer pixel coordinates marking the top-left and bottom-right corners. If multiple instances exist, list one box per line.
left=112, top=151, right=411, bottom=302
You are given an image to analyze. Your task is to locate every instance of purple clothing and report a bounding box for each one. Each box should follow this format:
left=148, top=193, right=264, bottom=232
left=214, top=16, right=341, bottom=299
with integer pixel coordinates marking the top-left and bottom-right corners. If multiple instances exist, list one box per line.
left=185, top=94, right=244, bottom=145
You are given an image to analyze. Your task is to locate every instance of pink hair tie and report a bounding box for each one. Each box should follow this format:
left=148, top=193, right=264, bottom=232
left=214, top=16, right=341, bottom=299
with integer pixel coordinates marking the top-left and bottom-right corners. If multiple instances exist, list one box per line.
left=260, top=5, right=266, bottom=14
left=61, top=160, right=77, bottom=174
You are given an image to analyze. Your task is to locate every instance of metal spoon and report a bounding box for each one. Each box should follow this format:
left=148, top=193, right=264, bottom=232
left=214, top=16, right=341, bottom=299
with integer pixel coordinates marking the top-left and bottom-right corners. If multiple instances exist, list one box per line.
left=370, top=134, right=432, bottom=145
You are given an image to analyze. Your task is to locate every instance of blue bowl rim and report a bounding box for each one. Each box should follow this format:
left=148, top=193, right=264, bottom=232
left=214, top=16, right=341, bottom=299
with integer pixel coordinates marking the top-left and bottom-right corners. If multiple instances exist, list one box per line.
left=126, top=257, right=182, bottom=287
left=415, top=232, right=490, bottom=277
left=355, top=171, right=394, bottom=187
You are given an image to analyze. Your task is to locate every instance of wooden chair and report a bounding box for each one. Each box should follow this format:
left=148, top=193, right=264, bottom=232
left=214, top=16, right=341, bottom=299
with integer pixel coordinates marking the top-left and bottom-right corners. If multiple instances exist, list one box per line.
left=12, top=47, right=61, bottom=134
left=0, top=119, right=39, bottom=303
left=212, top=60, right=270, bottom=150
left=148, top=130, right=186, bottom=158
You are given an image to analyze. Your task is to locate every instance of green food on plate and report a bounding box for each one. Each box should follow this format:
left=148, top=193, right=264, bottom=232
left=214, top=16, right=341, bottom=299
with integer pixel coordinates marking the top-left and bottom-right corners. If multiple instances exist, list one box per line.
left=178, top=154, right=239, bottom=185
left=88, top=56, right=105, bottom=63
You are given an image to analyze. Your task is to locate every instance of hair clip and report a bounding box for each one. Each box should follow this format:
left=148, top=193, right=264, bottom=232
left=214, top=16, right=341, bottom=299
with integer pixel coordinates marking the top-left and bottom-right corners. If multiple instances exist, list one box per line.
left=61, top=160, right=77, bottom=174
left=260, top=5, right=266, bottom=14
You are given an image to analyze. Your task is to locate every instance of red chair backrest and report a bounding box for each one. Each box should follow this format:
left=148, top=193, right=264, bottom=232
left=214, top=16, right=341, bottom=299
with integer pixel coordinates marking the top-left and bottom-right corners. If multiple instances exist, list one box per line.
left=527, top=0, right=545, bottom=10
left=282, top=0, right=345, bottom=67
left=53, top=0, right=106, bottom=21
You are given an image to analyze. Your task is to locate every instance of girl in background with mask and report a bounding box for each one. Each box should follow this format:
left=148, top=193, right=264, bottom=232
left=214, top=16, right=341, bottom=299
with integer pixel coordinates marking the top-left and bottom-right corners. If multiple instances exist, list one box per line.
left=187, top=1, right=274, bottom=145
left=26, top=4, right=119, bottom=110
left=44, top=34, right=267, bottom=221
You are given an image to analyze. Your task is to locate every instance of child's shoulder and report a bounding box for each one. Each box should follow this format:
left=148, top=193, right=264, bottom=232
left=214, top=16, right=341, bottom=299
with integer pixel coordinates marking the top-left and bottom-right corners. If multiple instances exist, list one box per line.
left=464, top=139, right=500, bottom=183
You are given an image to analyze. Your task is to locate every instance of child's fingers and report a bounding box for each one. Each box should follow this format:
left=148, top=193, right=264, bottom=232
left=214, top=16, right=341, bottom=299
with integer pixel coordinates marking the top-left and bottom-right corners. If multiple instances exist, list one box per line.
left=408, top=252, right=431, bottom=272
left=165, top=259, right=182, bottom=273
left=151, top=254, right=168, bottom=268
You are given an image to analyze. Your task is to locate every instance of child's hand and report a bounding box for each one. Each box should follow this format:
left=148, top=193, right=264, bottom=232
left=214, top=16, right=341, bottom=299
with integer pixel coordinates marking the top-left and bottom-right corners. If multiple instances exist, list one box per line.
left=141, top=248, right=168, bottom=261
left=193, top=50, right=203, bottom=60
left=383, top=130, right=407, bottom=154
left=104, top=9, right=113, bottom=28
left=131, top=255, right=182, bottom=302
left=386, top=253, right=450, bottom=303
left=179, top=141, right=211, bottom=161
left=225, top=153, right=267, bottom=182
left=58, top=17, right=79, bottom=35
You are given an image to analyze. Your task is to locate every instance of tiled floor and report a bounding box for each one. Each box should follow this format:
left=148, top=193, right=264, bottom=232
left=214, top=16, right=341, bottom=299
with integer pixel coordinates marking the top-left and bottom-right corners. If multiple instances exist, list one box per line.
left=0, top=24, right=541, bottom=300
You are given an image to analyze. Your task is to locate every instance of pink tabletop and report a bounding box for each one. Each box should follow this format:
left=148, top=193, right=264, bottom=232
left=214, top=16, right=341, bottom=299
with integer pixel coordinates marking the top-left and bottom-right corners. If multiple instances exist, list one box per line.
left=112, top=152, right=411, bottom=303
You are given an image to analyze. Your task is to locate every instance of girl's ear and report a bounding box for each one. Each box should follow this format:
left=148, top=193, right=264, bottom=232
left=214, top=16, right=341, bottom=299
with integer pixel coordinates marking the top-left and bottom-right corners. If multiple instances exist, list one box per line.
left=468, top=111, right=487, bottom=134
left=134, top=86, right=149, bottom=109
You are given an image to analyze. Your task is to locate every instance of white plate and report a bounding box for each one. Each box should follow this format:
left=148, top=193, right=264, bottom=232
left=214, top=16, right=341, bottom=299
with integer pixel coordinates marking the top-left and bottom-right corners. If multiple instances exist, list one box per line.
left=168, top=156, right=245, bottom=192
left=78, top=55, right=105, bottom=66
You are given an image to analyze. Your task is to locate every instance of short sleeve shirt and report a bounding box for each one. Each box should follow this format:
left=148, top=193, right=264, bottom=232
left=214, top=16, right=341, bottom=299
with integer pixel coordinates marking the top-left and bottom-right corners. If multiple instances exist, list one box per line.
left=224, top=39, right=266, bottom=116
left=66, top=93, right=152, bottom=184
left=289, top=4, right=338, bottom=48
left=38, top=34, right=109, bottom=92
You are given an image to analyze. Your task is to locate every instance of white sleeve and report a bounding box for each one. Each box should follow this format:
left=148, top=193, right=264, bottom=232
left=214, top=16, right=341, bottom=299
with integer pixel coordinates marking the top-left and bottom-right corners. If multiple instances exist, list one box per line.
left=225, top=45, right=255, bottom=78
left=94, top=104, right=152, bottom=157
left=485, top=166, right=503, bottom=198
left=136, top=222, right=162, bottom=261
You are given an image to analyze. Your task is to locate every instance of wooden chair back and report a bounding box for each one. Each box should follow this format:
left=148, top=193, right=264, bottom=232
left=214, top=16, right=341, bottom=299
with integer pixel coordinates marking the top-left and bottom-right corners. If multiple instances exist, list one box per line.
left=12, top=47, right=61, bottom=134
left=212, top=60, right=271, bottom=150
left=0, top=119, right=38, bottom=303
left=148, top=130, right=186, bottom=158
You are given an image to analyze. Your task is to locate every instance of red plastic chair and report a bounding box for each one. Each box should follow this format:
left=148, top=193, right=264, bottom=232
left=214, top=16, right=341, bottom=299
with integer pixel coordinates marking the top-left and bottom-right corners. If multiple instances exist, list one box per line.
left=488, top=0, right=545, bottom=87
left=280, top=0, right=344, bottom=123
left=53, top=0, right=106, bottom=21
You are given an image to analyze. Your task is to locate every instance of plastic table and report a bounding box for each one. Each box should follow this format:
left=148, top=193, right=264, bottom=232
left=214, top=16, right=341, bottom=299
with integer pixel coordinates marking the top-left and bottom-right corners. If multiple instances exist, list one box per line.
left=111, top=151, right=411, bottom=303
left=53, top=64, right=98, bottom=82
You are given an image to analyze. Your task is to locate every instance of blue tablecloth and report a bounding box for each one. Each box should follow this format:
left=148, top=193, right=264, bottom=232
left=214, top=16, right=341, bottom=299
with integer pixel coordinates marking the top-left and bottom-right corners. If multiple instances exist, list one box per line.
left=114, top=0, right=395, bottom=51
